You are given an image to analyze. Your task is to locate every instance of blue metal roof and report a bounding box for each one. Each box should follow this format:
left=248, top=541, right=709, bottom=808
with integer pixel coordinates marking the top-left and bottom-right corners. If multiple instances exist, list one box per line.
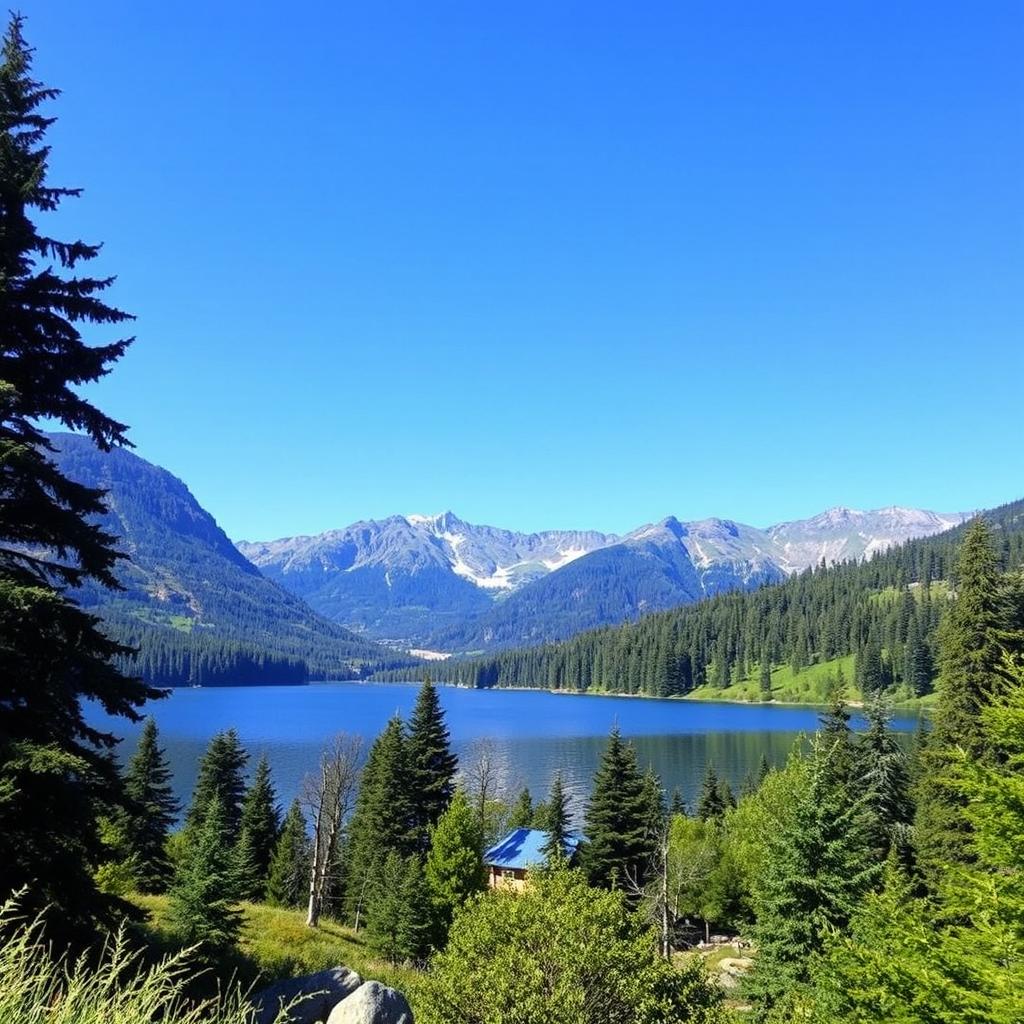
left=484, top=827, right=583, bottom=870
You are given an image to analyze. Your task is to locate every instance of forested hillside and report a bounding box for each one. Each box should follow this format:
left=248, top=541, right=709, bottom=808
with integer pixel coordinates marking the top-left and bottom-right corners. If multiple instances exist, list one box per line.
left=49, top=434, right=417, bottom=684
left=376, top=499, right=1024, bottom=697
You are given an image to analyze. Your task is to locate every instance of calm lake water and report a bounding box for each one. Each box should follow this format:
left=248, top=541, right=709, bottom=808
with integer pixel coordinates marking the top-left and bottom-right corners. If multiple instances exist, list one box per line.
left=86, top=682, right=923, bottom=821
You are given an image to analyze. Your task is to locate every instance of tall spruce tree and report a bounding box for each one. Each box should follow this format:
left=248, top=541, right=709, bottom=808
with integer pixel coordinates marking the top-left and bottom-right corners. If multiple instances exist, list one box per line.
left=0, top=15, right=159, bottom=941
left=266, top=798, right=311, bottom=908
left=120, top=717, right=178, bottom=893
left=582, top=729, right=655, bottom=894
left=168, top=796, right=241, bottom=957
left=407, top=678, right=458, bottom=853
left=184, top=729, right=249, bottom=845
left=539, top=773, right=571, bottom=864
left=234, top=754, right=280, bottom=899
left=915, top=519, right=1009, bottom=885
left=343, top=715, right=414, bottom=926
left=856, top=694, right=913, bottom=862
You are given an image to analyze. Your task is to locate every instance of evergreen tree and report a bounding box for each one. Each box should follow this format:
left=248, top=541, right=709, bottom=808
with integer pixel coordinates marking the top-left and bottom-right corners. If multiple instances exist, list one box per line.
left=266, top=798, right=311, bottom=908
left=759, top=660, right=773, bottom=700
left=641, top=766, right=666, bottom=838
left=424, top=789, right=486, bottom=947
left=540, top=773, right=571, bottom=864
left=507, top=786, right=534, bottom=829
left=747, top=739, right=880, bottom=1016
left=366, top=851, right=431, bottom=965
left=184, top=730, right=249, bottom=846
left=697, top=764, right=726, bottom=821
left=582, top=729, right=654, bottom=894
left=668, top=788, right=686, bottom=817
left=168, top=797, right=241, bottom=956
left=0, top=15, right=159, bottom=941
left=119, top=717, right=178, bottom=893
left=818, top=679, right=855, bottom=789
left=407, top=678, right=458, bottom=853
left=234, top=754, right=280, bottom=899
left=855, top=695, right=912, bottom=861
left=915, top=520, right=1009, bottom=885
left=343, top=715, right=413, bottom=926
left=902, top=613, right=932, bottom=696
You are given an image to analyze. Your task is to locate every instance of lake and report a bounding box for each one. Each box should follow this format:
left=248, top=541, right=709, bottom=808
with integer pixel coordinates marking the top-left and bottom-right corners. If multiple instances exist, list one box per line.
left=86, top=682, right=923, bottom=820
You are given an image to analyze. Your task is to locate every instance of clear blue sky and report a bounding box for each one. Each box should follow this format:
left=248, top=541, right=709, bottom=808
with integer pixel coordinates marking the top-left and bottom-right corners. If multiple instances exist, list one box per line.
left=22, top=1, right=1024, bottom=539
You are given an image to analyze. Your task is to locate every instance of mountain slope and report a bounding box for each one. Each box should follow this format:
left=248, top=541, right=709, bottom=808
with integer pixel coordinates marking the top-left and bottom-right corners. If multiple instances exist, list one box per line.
left=243, top=506, right=968, bottom=651
left=48, top=434, right=413, bottom=683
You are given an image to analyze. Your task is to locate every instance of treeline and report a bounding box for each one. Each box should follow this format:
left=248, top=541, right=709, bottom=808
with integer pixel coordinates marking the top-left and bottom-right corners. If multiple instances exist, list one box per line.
left=98, top=609, right=418, bottom=686
left=376, top=498, right=1024, bottom=698
left=112, top=625, right=309, bottom=686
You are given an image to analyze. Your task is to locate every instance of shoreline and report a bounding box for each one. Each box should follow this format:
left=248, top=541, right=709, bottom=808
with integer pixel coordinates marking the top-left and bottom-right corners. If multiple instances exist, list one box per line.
left=390, top=678, right=930, bottom=712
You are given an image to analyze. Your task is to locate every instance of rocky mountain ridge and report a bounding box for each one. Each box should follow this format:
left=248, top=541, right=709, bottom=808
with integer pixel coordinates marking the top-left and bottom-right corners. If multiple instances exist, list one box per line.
left=239, top=506, right=969, bottom=649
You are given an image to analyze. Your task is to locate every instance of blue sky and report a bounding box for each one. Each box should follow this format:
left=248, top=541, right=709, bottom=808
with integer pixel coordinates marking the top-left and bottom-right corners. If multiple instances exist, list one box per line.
left=22, top=2, right=1024, bottom=539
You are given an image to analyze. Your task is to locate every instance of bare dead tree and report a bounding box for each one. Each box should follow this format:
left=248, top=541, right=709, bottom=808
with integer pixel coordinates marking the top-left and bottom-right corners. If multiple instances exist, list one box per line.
left=302, top=733, right=363, bottom=928
left=461, top=738, right=506, bottom=845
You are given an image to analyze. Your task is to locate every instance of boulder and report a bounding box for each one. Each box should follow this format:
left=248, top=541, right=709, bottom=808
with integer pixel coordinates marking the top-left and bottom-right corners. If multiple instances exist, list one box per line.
left=251, top=966, right=363, bottom=1024
left=326, top=981, right=414, bottom=1024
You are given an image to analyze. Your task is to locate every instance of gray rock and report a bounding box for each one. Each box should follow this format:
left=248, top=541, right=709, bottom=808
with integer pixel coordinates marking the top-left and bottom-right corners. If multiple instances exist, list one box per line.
left=251, top=966, right=363, bottom=1024
left=326, top=981, right=414, bottom=1024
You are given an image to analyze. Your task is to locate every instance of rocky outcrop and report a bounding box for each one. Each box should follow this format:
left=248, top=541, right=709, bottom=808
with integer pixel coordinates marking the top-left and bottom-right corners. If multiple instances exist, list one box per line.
left=250, top=966, right=362, bottom=1024
left=326, top=981, right=414, bottom=1024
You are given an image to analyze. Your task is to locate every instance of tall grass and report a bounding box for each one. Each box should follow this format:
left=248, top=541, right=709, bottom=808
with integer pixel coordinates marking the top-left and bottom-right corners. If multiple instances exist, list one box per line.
left=0, top=898, right=263, bottom=1024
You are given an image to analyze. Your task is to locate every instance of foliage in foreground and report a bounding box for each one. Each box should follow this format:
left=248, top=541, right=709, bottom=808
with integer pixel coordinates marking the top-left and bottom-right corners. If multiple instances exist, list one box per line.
left=421, top=868, right=724, bottom=1024
left=0, top=900, right=255, bottom=1024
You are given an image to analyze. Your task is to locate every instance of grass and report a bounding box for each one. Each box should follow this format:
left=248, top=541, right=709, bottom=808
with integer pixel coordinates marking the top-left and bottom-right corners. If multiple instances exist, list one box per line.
left=687, top=653, right=934, bottom=709
left=130, top=894, right=426, bottom=1013
left=687, top=654, right=858, bottom=705
left=0, top=898, right=255, bottom=1024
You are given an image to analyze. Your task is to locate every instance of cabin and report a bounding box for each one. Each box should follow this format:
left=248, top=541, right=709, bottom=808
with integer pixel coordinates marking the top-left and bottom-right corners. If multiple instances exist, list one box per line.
left=483, top=827, right=583, bottom=890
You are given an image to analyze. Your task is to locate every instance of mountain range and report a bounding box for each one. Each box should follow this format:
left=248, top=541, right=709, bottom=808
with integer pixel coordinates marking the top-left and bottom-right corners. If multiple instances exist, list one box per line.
left=46, top=433, right=971, bottom=671
left=238, top=506, right=968, bottom=652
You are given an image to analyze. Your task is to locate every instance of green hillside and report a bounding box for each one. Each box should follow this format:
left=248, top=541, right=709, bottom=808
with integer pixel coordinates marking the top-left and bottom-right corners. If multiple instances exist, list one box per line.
left=49, top=433, right=418, bottom=684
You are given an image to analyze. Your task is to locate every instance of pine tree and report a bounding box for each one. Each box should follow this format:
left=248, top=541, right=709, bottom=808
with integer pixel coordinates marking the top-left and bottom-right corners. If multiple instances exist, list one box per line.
left=747, top=739, right=880, bottom=1015
left=266, top=799, right=311, bottom=908
left=582, top=729, right=654, bottom=894
left=539, top=773, right=571, bottom=864
left=343, top=716, right=413, bottom=926
left=818, top=679, right=855, bottom=790
left=184, top=730, right=249, bottom=845
left=168, top=797, right=241, bottom=956
left=119, top=718, right=179, bottom=893
left=234, top=754, right=280, bottom=899
left=366, top=851, right=430, bottom=965
left=668, top=788, right=686, bottom=817
left=0, top=14, right=159, bottom=941
left=759, top=659, right=773, bottom=700
left=407, top=678, right=458, bottom=854
left=507, top=786, right=534, bottom=829
left=696, top=764, right=725, bottom=821
left=915, top=520, right=1009, bottom=885
left=424, top=789, right=486, bottom=947
left=856, top=694, right=913, bottom=861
